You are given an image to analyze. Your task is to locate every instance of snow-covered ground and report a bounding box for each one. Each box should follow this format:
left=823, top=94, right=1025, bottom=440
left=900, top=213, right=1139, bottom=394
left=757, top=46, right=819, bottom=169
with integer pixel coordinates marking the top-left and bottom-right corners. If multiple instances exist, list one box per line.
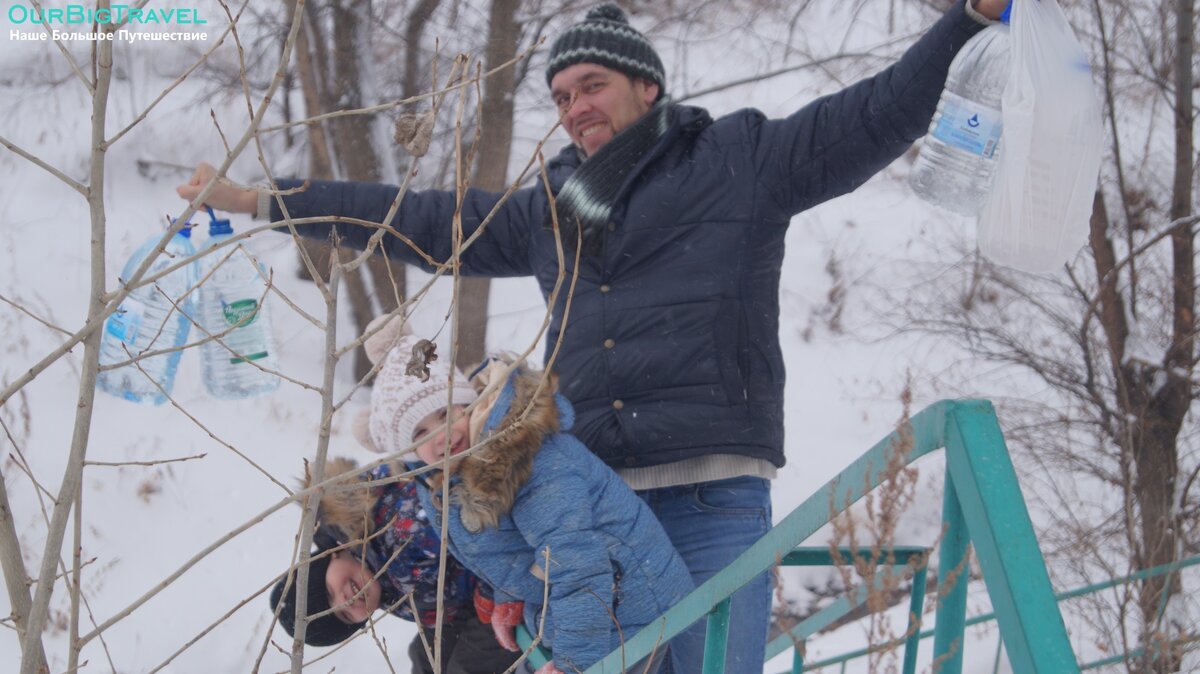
left=0, top=2, right=1174, bottom=672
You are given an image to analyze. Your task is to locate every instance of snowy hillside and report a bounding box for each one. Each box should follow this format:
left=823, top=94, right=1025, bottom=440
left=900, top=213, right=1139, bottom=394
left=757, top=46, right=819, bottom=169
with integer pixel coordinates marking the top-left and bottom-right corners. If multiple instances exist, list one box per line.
left=0, top=1, right=1155, bottom=672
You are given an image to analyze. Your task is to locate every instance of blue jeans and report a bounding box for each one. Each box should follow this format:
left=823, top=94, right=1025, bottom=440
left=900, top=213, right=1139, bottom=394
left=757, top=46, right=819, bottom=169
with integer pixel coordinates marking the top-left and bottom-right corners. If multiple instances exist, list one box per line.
left=637, top=476, right=773, bottom=674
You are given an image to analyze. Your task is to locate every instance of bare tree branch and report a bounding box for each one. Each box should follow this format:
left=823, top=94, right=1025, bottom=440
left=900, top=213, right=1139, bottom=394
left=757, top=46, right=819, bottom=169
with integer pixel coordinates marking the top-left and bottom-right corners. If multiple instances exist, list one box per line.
left=256, top=39, right=542, bottom=136
left=0, top=294, right=71, bottom=337
left=104, top=15, right=240, bottom=149
left=85, top=453, right=207, bottom=467
left=0, top=134, right=88, bottom=197
left=28, top=0, right=94, bottom=94
left=17, top=17, right=117, bottom=668
left=677, top=44, right=905, bottom=103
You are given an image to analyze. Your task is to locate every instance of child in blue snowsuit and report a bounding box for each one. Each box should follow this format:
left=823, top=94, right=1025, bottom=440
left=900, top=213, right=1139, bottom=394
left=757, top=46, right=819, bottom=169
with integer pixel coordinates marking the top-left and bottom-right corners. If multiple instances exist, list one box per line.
left=363, top=314, right=695, bottom=674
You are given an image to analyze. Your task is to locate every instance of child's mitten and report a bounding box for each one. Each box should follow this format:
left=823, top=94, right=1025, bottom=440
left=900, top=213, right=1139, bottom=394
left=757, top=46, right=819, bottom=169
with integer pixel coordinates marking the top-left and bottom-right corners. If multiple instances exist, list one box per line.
left=474, top=586, right=523, bottom=652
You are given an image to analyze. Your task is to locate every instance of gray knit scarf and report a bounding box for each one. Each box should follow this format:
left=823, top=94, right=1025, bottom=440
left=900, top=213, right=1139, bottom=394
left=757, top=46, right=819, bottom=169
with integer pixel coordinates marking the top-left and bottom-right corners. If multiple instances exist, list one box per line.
left=548, top=98, right=675, bottom=256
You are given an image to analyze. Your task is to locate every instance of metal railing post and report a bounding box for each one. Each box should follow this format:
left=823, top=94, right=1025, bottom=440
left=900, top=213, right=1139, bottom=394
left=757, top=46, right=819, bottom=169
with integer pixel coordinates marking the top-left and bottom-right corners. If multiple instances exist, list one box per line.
left=933, top=476, right=969, bottom=674
left=902, top=565, right=928, bottom=674
left=702, top=597, right=732, bottom=674
left=945, top=403, right=1079, bottom=674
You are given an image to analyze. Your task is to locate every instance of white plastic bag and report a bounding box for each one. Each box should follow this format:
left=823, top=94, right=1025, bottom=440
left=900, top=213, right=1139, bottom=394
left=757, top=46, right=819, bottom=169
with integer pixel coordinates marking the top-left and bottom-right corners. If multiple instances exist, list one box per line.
left=976, top=0, right=1103, bottom=272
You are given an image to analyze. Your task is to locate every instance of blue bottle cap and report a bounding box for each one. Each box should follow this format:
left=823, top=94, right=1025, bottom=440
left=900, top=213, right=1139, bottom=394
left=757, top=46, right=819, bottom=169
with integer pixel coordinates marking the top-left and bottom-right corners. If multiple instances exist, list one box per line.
left=167, top=214, right=195, bottom=238
left=168, top=213, right=198, bottom=239
left=206, top=205, right=233, bottom=236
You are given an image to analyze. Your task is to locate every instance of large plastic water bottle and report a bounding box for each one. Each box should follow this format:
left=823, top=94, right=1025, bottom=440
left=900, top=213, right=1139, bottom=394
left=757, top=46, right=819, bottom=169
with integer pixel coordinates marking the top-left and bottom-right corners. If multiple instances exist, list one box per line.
left=910, top=18, right=1011, bottom=216
left=197, top=209, right=280, bottom=399
left=97, top=223, right=199, bottom=405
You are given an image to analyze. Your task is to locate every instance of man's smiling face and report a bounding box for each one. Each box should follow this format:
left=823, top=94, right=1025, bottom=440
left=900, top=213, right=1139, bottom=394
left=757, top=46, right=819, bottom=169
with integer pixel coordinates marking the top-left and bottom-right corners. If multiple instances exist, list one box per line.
left=549, top=63, right=659, bottom=157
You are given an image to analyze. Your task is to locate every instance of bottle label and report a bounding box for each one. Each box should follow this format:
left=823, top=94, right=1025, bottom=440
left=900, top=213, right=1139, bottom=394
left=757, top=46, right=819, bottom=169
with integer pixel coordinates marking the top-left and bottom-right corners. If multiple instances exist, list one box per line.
left=106, top=298, right=146, bottom=344
left=230, top=351, right=269, bottom=365
left=222, top=299, right=259, bottom=327
left=931, top=92, right=1002, bottom=159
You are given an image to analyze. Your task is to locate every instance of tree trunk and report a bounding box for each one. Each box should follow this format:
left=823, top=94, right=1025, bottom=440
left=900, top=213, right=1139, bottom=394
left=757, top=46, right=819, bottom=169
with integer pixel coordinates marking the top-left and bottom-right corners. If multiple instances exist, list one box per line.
left=403, top=0, right=443, bottom=103
left=1134, top=402, right=1184, bottom=672
left=328, top=0, right=403, bottom=335
left=328, top=0, right=382, bottom=184
left=286, top=0, right=336, bottom=284
left=327, top=0, right=387, bottom=381
left=456, top=0, right=522, bottom=368
left=288, top=0, right=395, bottom=381
left=1134, top=1, right=1195, bottom=670
left=363, top=0, right=443, bottom=320
left=369, top=256, right=403, bottom=314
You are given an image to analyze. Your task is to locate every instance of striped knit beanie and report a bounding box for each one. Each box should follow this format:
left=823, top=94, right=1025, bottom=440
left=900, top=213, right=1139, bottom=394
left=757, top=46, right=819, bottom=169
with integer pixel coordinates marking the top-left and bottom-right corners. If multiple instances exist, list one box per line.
left=545, top=4, right=665, bottom=93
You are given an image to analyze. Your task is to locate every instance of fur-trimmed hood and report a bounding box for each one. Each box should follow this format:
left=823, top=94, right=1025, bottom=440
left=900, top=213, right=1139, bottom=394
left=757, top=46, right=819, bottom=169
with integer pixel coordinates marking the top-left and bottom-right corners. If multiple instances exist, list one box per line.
left=310, top=457, right=377, bottom=546
left=431, top=357, right=573, bottom=533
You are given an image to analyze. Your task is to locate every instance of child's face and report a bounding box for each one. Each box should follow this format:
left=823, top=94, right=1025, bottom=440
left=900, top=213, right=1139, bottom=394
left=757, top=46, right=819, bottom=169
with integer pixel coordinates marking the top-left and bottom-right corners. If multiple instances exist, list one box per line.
left=412, top=404, right=471, bottom=465
left=325, top=550, right=381, bottom=624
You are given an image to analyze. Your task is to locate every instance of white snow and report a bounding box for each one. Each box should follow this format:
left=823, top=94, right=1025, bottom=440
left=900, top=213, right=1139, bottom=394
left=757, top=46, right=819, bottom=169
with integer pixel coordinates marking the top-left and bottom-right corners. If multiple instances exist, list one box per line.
left=2, top=1, right=1192, bottom=672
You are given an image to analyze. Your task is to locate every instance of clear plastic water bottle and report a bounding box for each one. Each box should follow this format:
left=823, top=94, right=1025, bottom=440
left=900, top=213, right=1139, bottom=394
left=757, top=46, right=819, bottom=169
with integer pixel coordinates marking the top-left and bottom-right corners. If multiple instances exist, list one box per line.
left=910, top=19, right=1011, bottom=216
left=97, top=223, right=199, bottom=405
left=197, top=208, right=280, bottom=399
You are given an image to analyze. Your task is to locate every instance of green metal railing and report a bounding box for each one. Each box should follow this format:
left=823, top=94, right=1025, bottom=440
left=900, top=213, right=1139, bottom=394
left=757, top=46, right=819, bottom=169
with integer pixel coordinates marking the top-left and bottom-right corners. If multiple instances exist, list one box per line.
left=779, top=547, right=931, bottom=674
left=797, top=554, right=1200, bottom=673
left=520, top=400, right=1079, bottom=674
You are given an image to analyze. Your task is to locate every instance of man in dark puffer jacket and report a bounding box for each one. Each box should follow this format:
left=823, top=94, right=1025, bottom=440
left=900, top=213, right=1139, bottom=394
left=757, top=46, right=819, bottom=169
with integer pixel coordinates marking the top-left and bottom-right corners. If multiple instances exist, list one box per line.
left=180, top=1, right=1010, bottom=671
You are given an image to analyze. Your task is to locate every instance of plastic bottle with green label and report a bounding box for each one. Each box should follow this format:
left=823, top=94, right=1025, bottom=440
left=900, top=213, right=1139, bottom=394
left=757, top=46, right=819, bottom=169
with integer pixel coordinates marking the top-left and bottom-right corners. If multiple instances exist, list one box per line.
left=910, top=16, right=1011, bottom=216
left=197, top=208, right=281, bottom=399
left=97, top=222, right=199, bottom=404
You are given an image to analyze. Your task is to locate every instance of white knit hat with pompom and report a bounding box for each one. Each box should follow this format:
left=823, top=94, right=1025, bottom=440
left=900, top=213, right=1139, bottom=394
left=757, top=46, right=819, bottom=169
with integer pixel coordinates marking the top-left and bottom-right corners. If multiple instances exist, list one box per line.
left=352, top=314, right=478, bottom=457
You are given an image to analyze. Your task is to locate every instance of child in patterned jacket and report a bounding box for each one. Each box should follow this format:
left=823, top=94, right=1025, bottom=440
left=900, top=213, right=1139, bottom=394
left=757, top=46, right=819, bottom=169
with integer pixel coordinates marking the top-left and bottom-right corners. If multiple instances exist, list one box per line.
left=267, top=318, right=521, bottom=674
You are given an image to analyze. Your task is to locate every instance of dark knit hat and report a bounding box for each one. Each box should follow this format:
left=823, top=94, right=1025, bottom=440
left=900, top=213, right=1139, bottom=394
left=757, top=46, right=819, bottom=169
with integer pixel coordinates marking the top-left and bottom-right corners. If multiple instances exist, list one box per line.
left=268, top=552, right=364, bottom=647
left=545, top=4, right=665, bottom=92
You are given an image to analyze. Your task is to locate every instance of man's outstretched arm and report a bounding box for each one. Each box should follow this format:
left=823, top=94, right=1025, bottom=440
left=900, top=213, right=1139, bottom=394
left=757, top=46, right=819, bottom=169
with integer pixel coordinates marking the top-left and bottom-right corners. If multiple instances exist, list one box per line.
left=752, top=0, right=1007, bottom=217
left=177, top=163, right=538, bottom=278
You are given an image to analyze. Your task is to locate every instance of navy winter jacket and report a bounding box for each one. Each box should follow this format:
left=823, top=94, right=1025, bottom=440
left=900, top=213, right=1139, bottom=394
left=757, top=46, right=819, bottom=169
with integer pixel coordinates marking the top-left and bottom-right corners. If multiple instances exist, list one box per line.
left=271, top=3, right=985, bottom=471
